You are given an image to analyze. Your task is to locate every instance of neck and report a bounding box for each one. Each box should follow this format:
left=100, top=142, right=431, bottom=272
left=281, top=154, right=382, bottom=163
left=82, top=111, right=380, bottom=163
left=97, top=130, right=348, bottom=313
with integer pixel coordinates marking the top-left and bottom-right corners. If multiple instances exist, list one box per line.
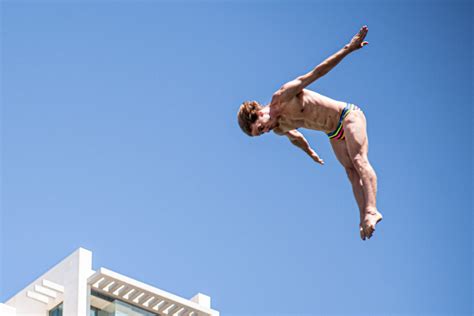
left=264, top=105, right=280, bottom=128
left=267, top=103, right=282, bottom=120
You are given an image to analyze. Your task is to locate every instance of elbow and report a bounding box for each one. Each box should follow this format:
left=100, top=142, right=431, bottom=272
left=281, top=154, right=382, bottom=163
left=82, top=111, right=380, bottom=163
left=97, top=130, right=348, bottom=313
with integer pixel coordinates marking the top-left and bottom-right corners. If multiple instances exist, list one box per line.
left=314, top=67, right=328, bottom=79
left=289, top=137, right=300, bottom=146
left=282, top=78, right=302, bottom=90
left=300, top=71, right=320, bottom=85
left=314, top=65, right=326, bottom=76
left=292, top=78, right=304, bottom=88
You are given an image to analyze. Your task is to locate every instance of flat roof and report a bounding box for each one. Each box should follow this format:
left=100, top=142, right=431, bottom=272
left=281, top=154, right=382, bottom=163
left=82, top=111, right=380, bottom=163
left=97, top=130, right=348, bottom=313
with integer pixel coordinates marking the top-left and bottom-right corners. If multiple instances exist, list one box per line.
left=88, top=268, right=218, bottom=316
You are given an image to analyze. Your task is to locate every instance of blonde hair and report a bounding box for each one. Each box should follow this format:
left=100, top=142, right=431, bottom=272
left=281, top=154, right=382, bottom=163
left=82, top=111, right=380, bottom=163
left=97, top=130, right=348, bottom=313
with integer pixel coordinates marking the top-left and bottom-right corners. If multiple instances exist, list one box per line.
left=237, top=101, right=263, bottom=136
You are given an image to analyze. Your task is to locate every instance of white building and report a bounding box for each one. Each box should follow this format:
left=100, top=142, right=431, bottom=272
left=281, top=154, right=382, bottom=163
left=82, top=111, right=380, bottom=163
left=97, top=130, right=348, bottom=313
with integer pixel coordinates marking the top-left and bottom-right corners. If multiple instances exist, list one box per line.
left=1, top=248, right=219, bottom=316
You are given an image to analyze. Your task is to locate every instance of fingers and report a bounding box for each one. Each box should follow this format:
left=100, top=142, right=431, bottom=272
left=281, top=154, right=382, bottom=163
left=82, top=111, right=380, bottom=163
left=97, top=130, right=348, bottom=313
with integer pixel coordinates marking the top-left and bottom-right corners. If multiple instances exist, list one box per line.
left=359, top=25, right=368, bottom=40
left=311, top=154, right=324, bottom=165
left=350, top=26, right=368, bottom=50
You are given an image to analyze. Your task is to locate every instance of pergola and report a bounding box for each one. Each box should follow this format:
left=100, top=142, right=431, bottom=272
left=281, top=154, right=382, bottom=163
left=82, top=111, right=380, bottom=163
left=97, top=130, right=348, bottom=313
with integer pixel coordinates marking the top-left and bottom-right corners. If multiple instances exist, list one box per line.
left=88, top=268, right=219, bottom=316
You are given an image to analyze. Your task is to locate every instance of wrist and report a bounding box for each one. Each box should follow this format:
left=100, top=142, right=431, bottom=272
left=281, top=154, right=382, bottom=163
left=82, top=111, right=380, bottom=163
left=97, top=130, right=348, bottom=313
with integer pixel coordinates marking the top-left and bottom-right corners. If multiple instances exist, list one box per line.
left=343, top=44, right=354, bottom=52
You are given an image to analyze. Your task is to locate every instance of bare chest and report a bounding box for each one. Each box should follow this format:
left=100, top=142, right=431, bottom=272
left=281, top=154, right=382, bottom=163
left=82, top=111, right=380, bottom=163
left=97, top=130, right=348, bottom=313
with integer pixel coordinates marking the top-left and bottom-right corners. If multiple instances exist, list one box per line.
left=275, top=91, right=342, bottom=133
left=276, top=95, right=306, bottom=130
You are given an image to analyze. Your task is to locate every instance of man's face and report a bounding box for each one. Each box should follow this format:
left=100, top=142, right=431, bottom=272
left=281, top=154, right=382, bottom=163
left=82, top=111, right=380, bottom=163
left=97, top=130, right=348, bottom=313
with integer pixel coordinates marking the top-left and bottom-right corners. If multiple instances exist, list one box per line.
left=250, top=112, right=272, bottom=136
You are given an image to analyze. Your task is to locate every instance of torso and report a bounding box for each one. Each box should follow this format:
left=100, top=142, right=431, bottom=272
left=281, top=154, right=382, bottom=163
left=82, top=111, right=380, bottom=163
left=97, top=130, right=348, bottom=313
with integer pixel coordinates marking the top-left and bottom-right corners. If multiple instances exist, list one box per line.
left=272, top=89, right=346, bottom=134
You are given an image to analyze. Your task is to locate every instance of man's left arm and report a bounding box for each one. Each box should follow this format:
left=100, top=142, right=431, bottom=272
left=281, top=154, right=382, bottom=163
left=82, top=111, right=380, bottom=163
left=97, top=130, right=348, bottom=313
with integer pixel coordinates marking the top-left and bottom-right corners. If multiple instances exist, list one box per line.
left=285, top=130, right=324, bottom=165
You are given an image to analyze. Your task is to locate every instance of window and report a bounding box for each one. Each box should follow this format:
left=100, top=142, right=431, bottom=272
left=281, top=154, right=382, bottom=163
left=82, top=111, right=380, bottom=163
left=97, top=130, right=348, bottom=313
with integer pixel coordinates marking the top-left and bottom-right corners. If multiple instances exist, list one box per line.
left=90, top=306, right=108, bottom=316
left=90, top=290, right=157, bottom=316
left=49, top=303, right=63, bottom=316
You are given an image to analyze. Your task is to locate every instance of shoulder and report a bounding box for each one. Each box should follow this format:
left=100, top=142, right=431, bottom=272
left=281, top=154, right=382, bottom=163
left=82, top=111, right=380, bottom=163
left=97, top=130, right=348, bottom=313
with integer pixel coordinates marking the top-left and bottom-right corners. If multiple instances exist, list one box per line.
left=271, top=79, right=304, bottom=103
left=270, top=90, right=282, bottom=104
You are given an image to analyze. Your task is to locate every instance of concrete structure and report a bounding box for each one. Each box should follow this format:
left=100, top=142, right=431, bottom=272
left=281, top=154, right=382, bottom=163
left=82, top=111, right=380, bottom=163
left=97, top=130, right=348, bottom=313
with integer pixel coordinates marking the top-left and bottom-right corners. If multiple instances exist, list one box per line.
left=1, top=248, right=219, bottom=316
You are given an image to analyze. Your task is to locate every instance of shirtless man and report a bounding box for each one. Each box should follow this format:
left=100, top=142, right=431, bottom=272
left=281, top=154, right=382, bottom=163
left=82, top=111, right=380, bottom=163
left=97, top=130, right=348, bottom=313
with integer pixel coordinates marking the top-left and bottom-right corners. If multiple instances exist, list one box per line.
left=237, top=26, right=382, bottom=240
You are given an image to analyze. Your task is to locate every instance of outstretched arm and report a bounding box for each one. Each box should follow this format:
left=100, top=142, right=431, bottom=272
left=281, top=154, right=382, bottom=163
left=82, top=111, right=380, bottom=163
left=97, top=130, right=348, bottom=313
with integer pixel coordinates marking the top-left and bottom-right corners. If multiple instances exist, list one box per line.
left=286, top=130, right=324, bottom=165
left=274, top=26, right=369, bottom=103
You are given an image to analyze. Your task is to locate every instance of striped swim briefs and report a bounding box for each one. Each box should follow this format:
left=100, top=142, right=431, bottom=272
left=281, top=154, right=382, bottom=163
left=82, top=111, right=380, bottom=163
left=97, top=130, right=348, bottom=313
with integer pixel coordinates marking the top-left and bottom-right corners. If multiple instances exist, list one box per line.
left=326, top=103, right=360, bottom=140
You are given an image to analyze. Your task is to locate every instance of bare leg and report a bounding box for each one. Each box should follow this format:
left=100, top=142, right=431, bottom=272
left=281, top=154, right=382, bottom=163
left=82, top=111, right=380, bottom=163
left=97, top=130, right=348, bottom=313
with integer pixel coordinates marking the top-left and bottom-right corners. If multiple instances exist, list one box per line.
left=343, top=110, right=382, bottom=239
left=330, top=139, right=368, bottom=240
left=347, top=169, right=368, bottom=240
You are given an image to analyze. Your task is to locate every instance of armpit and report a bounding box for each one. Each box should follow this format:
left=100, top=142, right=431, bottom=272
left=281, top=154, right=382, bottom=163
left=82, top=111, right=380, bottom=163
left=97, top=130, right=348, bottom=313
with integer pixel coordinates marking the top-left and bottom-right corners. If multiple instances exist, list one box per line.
left=273, top=127, right=287, bottom=135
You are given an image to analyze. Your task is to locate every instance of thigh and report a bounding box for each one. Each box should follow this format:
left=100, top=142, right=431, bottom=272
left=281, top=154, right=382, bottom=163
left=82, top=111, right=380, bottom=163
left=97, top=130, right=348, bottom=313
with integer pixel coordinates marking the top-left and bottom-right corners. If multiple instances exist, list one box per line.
left=330, top=138, right=353, bottom=169
left=343, top=111, right=369, bottom=159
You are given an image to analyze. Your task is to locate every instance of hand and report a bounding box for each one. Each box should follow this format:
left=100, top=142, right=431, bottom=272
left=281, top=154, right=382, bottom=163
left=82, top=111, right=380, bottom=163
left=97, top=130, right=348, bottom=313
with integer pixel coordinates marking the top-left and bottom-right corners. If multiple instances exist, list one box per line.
left=347, top=25, right=369, bottom=51
left=310, top=151, right=324, bottom=165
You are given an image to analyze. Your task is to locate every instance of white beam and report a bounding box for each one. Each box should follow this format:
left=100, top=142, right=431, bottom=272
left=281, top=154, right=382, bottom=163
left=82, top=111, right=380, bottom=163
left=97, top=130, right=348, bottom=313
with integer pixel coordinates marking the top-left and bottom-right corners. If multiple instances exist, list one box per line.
left=143, top=296, right=157, bottom=307
left=26, top=291, right=49, bottom=304
left=113, top=285, right=127, bottom=296
left=42, top=280, right=64, bottom=293
left=122, top=288, right=136, bottom=300
left=138, top=294, right=152, bottom=305
left=108, top=282, right=122, bottom=294
left=173, top=307, right=186, bottom=316
left=128, top=290, right=144, bottom=301
left=97, top=278, right=111, bottom=290
left=34, top=285, right=57, bottom=298
left=158, top=302, right=174, bottom=313
left=152, top=299, right=166, bottom=311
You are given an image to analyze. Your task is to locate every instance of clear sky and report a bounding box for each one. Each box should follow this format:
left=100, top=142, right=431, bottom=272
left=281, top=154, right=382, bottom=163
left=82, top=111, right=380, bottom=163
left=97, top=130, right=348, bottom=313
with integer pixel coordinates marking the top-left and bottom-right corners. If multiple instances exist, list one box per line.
left=1, top=1, right=472, bottom=315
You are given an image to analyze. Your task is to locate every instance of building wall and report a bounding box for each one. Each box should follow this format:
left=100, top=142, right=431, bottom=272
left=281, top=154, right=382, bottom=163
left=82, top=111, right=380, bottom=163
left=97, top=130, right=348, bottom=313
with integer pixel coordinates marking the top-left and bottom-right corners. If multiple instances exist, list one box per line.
left=5, top=248, right=94, bottom=316
left=0, top=303, right=17, bottom=316
left=3, top=248, right=219, bottom=316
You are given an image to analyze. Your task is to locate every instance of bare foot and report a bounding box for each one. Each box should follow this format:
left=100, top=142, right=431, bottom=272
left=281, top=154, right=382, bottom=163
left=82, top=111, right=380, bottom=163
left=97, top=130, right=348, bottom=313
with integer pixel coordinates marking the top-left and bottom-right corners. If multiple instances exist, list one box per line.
left=360, top=209, right=383, bottom=240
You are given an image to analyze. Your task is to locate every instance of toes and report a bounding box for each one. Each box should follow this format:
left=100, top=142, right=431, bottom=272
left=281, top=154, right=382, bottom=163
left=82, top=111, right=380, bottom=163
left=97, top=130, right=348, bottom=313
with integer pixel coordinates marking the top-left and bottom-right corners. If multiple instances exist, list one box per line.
left=365, top=225, right=375, bottom=239
left=359, top=226, right=366, bottom=240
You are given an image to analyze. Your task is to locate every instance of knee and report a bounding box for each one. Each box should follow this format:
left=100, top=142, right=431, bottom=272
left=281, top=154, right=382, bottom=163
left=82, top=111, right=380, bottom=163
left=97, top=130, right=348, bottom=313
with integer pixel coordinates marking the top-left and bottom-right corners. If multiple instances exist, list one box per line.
left=352, top=155, right=369, bottom=171
left=352, top=155, right=377, bottom=178
left=345, top=166, right=359, bottom=182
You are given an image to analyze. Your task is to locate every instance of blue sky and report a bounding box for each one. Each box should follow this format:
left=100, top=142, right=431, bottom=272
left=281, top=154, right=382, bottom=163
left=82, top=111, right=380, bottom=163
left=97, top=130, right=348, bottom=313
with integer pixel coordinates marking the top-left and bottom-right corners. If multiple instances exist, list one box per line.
left=1, top=1, right=472, bottom=315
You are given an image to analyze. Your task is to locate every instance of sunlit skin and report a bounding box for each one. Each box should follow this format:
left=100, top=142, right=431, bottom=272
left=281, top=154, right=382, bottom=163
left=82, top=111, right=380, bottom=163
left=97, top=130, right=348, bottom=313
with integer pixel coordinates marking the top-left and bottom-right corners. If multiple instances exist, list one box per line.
left=249, top=26, right=382, bottom=240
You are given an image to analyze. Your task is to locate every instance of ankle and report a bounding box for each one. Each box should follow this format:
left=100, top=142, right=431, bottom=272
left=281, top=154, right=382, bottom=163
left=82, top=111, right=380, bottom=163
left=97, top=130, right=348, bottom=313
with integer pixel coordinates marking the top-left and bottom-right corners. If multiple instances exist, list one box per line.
left=364, top=207, right=378, bottom=215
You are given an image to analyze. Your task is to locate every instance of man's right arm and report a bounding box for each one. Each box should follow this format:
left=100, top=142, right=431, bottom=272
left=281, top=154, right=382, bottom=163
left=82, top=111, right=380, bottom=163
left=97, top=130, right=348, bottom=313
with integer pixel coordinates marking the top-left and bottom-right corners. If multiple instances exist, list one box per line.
left=285, top=130, right=324, bottom=165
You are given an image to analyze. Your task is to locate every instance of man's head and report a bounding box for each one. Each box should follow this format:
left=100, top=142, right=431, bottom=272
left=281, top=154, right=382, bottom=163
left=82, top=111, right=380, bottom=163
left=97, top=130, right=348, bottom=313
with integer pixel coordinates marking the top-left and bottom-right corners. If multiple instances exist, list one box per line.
left=237, top=101, right=273, bottom=137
